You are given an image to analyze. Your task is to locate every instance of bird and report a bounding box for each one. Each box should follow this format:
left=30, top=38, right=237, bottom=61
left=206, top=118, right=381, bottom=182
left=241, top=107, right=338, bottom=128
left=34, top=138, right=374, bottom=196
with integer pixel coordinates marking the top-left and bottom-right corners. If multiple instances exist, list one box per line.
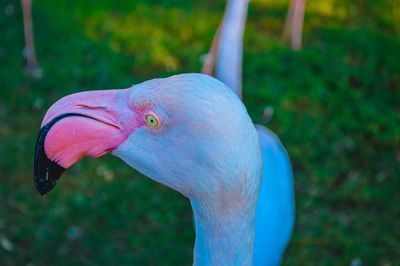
left=34, top=73, right=294, bottom=265
left=34, top=1, right=294, bottom=264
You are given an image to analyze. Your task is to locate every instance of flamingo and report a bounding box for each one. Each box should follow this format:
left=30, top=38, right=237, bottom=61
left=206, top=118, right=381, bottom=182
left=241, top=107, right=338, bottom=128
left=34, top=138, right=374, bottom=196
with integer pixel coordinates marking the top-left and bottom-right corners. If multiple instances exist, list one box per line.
left=33, top=1, right=294, bottom=265
left=34, top=73, right=294, bottom=265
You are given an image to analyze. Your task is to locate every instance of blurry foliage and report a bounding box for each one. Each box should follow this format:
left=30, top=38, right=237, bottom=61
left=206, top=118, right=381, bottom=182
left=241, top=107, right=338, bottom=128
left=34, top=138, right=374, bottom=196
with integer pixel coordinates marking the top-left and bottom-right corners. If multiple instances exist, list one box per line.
left=0, top=0, right=399, bottom=265
left=82, top=3, right=219, bottom=73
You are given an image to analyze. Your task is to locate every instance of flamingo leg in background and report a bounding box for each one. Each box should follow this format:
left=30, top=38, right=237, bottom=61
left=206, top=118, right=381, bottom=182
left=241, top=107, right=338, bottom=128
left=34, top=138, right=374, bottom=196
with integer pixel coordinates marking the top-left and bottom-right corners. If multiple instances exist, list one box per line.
left=283, top=0, right=306, bottom=50
left=202, top=0, right=249, bottom=98
left=21, top=0, right=42, bottom=78
left=201, top=23, right=221, bottom=76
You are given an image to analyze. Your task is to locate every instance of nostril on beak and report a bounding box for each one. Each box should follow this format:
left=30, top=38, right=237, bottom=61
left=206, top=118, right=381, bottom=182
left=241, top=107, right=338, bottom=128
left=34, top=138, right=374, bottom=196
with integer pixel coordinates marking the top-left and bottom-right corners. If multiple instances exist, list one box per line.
left=74, top=104, right=107, bottom=110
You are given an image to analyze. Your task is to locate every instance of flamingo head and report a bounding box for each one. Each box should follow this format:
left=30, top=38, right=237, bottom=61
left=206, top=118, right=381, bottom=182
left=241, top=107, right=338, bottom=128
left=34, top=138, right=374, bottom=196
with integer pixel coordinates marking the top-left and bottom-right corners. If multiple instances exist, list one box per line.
left=34, top=73, right=261, bottom=203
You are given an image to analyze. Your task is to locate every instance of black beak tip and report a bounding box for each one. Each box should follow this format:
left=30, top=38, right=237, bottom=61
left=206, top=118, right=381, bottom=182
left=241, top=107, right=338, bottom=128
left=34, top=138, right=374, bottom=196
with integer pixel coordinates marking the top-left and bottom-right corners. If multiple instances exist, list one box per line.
left=34, top=122, right=66, bottom=196
left=34, top=169, right=62, bottom=196
left=34, top=182, right=53, bottom=196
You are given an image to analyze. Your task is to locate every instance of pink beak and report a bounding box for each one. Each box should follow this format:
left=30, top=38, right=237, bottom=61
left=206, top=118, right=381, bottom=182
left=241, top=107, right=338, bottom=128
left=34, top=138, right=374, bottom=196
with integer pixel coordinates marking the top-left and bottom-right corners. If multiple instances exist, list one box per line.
left=34, top=89, right=141, bottom=196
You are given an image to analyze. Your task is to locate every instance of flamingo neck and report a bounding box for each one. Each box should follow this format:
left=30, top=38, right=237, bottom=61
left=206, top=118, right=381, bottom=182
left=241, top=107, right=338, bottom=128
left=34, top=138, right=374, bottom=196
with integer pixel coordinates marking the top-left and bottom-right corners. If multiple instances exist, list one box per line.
left=190, top=196, right=256, bottom=266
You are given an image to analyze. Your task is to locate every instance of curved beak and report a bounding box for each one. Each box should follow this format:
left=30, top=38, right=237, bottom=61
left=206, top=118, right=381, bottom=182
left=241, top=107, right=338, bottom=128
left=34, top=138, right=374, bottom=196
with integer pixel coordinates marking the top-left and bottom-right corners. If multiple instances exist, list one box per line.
left=34, top=89, right=140, bottom=196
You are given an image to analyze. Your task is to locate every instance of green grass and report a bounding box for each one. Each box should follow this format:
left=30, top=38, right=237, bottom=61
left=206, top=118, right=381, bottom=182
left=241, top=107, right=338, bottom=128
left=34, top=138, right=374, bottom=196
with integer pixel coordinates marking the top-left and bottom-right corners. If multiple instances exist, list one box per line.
left=0, top=0, right=399, bottom=265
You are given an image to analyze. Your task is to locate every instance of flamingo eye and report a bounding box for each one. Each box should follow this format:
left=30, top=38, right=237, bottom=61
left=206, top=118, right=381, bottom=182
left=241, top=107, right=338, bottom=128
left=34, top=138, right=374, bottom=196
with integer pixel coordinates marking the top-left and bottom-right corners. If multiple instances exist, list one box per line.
left=145, top=113, right=160, bottom=129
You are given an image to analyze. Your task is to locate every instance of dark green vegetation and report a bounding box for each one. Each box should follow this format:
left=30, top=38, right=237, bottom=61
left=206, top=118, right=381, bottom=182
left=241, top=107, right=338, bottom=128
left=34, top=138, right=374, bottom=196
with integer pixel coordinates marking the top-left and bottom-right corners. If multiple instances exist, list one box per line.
left=0, top=0, right=399, bottom=265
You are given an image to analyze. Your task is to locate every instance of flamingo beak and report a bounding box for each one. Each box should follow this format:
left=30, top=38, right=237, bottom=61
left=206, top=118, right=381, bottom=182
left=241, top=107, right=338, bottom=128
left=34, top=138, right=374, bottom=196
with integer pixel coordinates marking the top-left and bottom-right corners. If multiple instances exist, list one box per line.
left=33, top=89, right=140, bottom=196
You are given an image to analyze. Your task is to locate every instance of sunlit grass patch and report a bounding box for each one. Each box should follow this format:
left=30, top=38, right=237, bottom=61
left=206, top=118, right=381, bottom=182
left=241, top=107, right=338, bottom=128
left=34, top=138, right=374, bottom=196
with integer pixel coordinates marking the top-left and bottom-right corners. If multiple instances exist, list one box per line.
left=82, top=3, right=220, bottom=73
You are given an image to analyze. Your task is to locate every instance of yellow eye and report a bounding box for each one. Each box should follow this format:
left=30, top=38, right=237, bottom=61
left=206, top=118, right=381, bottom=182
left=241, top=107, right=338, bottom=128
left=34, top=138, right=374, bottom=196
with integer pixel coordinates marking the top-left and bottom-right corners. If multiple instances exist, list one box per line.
left=145, top=113, right=160, bottom=129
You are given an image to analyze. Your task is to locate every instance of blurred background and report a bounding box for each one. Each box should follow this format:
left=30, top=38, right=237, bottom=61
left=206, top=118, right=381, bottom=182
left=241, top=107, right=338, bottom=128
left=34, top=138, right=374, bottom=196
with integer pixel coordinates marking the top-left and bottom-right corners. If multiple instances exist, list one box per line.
left=0, top=0, right=399, bottom=265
